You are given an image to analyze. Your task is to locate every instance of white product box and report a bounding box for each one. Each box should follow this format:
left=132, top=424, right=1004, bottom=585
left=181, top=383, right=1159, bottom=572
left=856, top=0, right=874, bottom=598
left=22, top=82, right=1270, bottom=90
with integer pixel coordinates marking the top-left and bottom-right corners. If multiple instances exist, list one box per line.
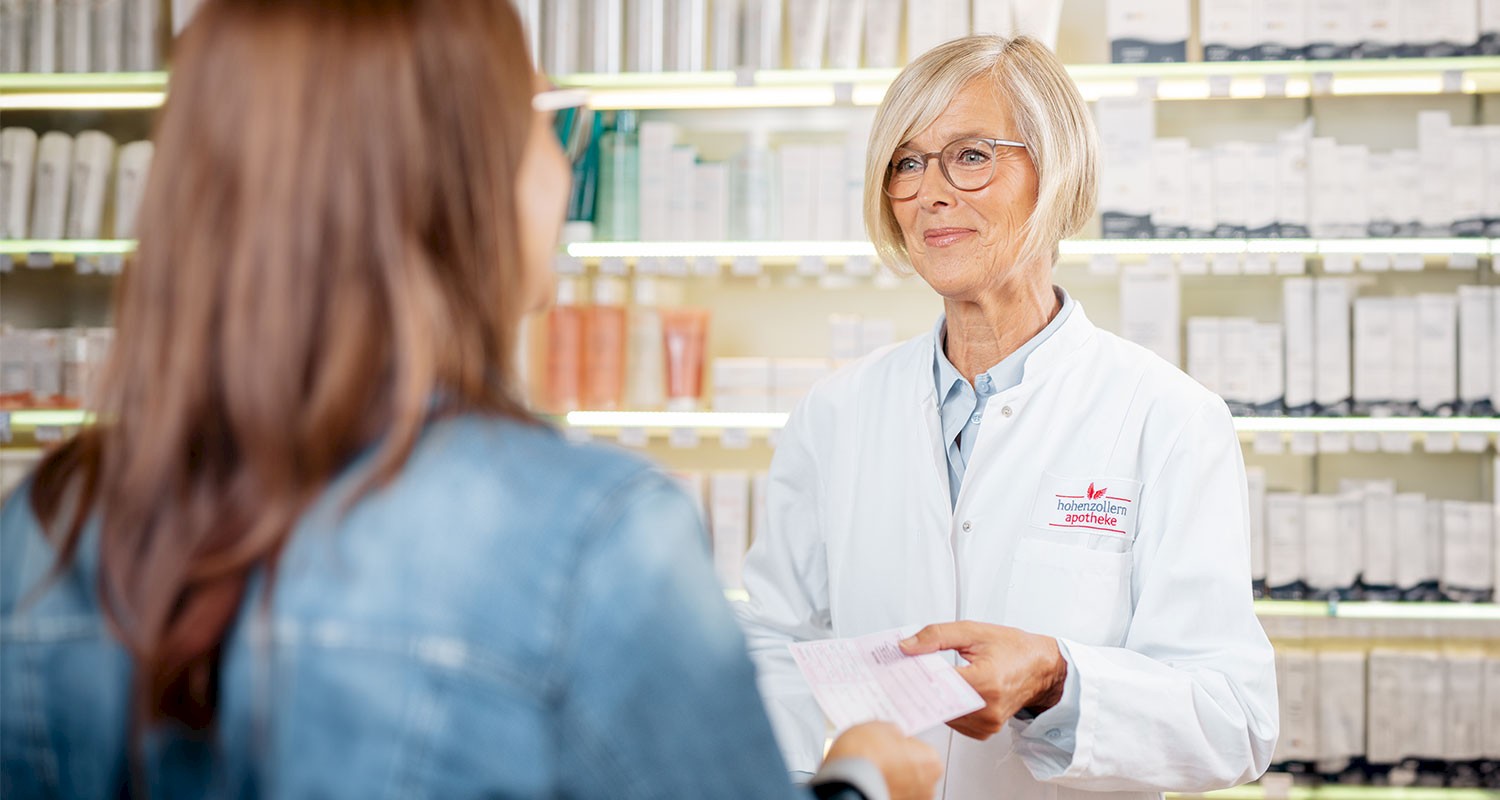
left=1274, top=127, right=1310, bottom=237
left=1428, top=498, right=1449, bottom=588
left=1416, top=293, right=1459, bottom=414
left=1200, top=0, right=1256, bottom=61
left=1307, top=138, right=1340, bottom=239
left=1302, top=495, right=1341, bottom=594
left=1485, top=656, right=1500, bottom=759
left=59, top=0, right=91, bottom=73
left=30, top=0, right=58, bottom=73
left=829, top=314, right=864, bottom=361
left=713, top=358, right=771, bottom=413
left=94, top=0, right=123, bottom=73
left=1449, top=652, right=1488, bottom=762
left=542, top=0, right=580, bottom=76
left=860, top=319, right=896, bottom=355
left=1096, top=97, right=1155, bottom=238
left=1400, top=0, right=1445, bottom=56
left=1390, top=298, right=1419, bottom=408
left=1393, top=493, right=1430, bottom=590
left=905, top=0, right=946, bottom=60
left=693, top=162, right=730, bottom=242
left=1411, top=651, right=1448, bottom=760
left=1366, top=651, right=1404, bottom=764
left=664, top=0, right=707, bottom=72
left=0, top=128, right=38, bottom=240
left=1283, top=278, right=1316, bottom=412
left=1186, top=147, right=1217, bottom=238
left=1335, top=145, right=1369, bottom=238
left=1186, top=317, right=1222, bottom=397
left=114, top=140, right=152, bottom=239
left=1484, top=0, right=1500, bottom=52
left=124, top=0, right=157, bottom=71
left=1316, top=651, right=1366, bottom=769
left=970, top=0, right=1013, bottom=37
left=1306, top=0, right=1358, bottom=59
left=1011, top=0, right=1062, bottom=49
left=1149, top=138, right=1190, bottom=238
left=707, top=0, right=737, bottom=70
left=709, top=472, right=751, bottom=590
left=1484, top=128, right=1500, bottom=233
left=30, top=132, right=74, bottom=241
left=1119, top=265, right=1181, bottom=367
left=1494, top=288, right=1500, bottom=410
left=827, top=0, right=865, bottom=69
left=667, top=145, right=697, bottom=241
left=1458, top=285, right=1494, bottom=409
left=1361, top=480, right=1397, bottom=588
left=1218, top=318, right=1256, bottom=409
left=1108, top=0, right=1189, bottom=63
left=1253, top=324, right=1285, bottom=409
left=1452, top=127, right=1489, bottom=236
left=0, top=0, right=24, bottom=73
left=1248, top=467, right=1267, bottom=584
left=1314, top=279, right=1353, bottom=412
left=863, top=0, right=901, bottom=67
left=625, top=0, right=667, bottom=72
left=1388, top=149, right=1421, bottom=235
left=1256, top=0, right=1308, bottom=59
left=1266, top=492, right=1304, bottom=590
left=788, top=0, right=831, bottom=69
left=1245, top=144, right=1278, bottom=238
left=1353, top=297, right=1395, bottom=408
left=1211, top=142, right=1249, bottom=238
left=844, top=122, right=871, bottom=240
left=636, top=121, right=676, bottom=242
left=1335, top=492, right=1365, bottom=590
left=777, top=144, right=818, bottom=242
left=1275, top=649, right=1319, bottom=762
left=1438, top=0, right=1482, bottom=55
left=1419, top=111, right=1455, bottom=235
left=941, top=0, right=970, bottom=45
left=1443, top=500, right=1493, bottom=594
left=67, top=131, right=115, bottom=240
left=1356, top=0, right=1402, bottom=57
left=585, top=0, right=627, bottom=73
left=815, top=144, right=846, bottom=242
left=1365, top=153, right=1397, bottom=237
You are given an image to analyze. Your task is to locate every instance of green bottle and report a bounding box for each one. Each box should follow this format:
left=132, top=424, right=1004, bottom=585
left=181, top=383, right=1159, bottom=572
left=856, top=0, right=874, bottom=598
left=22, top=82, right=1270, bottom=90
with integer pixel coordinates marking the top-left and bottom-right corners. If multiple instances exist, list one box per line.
left=596, top=110, right=640, bottom=242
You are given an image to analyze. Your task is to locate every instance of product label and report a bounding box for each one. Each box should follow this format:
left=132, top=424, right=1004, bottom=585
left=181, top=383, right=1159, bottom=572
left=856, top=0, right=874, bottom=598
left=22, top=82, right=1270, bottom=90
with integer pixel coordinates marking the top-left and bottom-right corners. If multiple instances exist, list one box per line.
left=1031, top=473, right=1143, bottom=540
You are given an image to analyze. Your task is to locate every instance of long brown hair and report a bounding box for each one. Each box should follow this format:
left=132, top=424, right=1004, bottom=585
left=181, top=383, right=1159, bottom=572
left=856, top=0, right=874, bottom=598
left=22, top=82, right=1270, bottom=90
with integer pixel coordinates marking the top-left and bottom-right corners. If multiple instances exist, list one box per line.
left=28, top=0, right=537, bottom=730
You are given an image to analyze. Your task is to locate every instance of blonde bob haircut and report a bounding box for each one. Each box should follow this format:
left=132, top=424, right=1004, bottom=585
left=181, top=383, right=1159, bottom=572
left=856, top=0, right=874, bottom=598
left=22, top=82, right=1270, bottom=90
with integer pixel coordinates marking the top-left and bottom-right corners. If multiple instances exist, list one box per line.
left=864, top=35, right=1098, bottom=273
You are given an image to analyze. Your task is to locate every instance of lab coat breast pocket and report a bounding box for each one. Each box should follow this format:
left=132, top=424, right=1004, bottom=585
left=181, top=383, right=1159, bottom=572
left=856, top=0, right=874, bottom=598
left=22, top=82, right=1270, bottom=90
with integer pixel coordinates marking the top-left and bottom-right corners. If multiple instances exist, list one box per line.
left=1002, top=536, right=1134, bottom=647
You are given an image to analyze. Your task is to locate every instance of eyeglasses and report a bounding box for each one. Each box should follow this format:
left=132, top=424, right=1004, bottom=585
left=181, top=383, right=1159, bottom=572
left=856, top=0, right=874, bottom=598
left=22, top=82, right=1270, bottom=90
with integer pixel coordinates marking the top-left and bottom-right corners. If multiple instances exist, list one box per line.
left=884, top=137, right=1028, bottom=200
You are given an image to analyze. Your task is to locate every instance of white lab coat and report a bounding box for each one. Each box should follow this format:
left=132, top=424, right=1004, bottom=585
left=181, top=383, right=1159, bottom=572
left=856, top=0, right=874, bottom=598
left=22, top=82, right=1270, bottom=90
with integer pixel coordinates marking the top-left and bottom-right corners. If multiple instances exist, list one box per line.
left=735, top=302, right=1278, bottom=800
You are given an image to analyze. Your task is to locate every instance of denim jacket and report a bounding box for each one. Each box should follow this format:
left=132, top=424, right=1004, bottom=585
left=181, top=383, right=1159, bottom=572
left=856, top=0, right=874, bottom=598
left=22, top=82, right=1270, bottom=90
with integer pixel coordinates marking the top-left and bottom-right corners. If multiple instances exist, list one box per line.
left=1, top=416, right=823, bottom=799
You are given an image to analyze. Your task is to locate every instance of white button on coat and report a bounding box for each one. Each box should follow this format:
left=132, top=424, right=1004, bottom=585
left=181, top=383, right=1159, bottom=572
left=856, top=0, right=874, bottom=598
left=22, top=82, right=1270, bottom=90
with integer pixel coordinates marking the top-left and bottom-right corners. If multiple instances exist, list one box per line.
left=734, top=303, right=1278, bottom=800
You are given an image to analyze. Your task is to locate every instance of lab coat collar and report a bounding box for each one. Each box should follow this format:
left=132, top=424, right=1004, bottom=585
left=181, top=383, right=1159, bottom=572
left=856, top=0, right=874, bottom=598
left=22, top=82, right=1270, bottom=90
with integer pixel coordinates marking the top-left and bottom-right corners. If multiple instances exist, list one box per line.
left=912, top=292, right=1097, bottom=408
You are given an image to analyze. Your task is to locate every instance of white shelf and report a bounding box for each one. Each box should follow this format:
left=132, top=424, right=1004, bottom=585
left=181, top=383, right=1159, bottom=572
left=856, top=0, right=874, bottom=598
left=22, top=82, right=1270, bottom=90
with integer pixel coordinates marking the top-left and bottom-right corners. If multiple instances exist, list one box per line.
left=556, top=57, right=1500, bottom=109
left=565, top=411, right=1499, bottom=441
left=6, top=59, right=1500, bottom=111
left=567, top=238, right=1498, bottom=261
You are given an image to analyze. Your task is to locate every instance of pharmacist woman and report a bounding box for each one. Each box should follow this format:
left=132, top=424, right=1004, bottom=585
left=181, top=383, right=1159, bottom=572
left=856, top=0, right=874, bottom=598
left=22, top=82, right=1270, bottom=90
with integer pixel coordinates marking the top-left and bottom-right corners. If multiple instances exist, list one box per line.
left=735, top=35, right=1279, bottom=800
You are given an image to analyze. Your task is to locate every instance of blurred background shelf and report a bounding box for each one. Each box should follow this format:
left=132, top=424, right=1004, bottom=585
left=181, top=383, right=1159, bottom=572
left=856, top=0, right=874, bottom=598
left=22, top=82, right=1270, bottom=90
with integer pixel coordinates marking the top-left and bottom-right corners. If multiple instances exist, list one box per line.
left=5, top=57, right=1500, bottom=112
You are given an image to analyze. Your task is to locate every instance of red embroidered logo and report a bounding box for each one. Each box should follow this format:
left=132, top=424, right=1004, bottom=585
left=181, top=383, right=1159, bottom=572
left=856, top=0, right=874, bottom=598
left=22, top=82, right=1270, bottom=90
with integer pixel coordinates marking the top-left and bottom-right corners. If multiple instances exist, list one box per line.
left=1087, top=483, right=1107, bottom=500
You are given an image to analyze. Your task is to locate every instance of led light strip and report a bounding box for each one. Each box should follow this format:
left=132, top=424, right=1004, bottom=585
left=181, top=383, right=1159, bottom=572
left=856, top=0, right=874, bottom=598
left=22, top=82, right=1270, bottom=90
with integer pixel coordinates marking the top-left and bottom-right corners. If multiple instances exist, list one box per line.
left=7, top=410, right=91, bottom=427
left=0, top=91, right=165, bottom=110
left=565, top=239, right=1496, bottom=261
left=1233, top=417, right=1500, bottom=435
left=1252, top=599, right=1500, bottom=621
left=566, top=241, right=877, bottom=260
left=565, top=411, right=789, bottom=430
left=0, top=239, right=137, bottom=255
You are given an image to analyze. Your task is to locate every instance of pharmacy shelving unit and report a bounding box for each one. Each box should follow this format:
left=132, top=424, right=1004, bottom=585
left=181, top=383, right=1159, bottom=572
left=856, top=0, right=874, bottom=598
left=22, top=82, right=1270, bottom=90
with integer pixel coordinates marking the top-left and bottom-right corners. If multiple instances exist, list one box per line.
left=551, top=57, right=1500, bottom=109
left=6, top=237, right=1498, bottom=275
left=6, top=57, right=1500, bottom=111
